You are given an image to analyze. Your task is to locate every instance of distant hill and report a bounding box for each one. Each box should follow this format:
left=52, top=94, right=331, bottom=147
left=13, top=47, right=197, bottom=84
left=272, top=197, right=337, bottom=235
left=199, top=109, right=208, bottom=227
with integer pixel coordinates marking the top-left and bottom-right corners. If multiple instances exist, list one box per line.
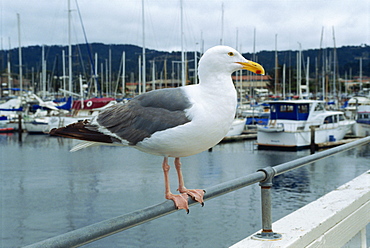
left=0, top=43, right=369, bottom=85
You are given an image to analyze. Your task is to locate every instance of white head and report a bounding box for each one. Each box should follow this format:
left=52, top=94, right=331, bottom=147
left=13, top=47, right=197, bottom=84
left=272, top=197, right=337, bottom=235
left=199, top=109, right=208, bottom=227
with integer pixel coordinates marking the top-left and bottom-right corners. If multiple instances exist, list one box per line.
left=198, top=45, right=264, bottom=79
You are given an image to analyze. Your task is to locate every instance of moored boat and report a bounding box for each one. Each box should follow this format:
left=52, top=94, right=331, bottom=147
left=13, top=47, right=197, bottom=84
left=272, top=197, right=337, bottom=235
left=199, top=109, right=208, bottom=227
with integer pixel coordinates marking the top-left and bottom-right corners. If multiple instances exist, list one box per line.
left=343, top=95, right=370, bottom=119
left=225, top=118, right=246, bottom=136
left=23, top=116, right=50, bottom=133
left=353, top=105, right=370, bottom=137
left=23, top=96, right=72, bottom=133
left=47, top=97, right=117, bottom=132
left=257, top=100, right=355, bottom=150
left=0, top=127, right=15, bottom=133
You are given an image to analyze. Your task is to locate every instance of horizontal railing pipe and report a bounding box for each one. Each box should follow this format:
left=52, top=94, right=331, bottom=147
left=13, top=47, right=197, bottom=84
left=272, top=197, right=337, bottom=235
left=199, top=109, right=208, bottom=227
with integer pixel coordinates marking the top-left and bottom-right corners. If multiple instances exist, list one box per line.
left=273, top=136, right=370, bottom=176
left=23, top=136, right=370, bottom=248
left=23, top=171, right=266, bottom=248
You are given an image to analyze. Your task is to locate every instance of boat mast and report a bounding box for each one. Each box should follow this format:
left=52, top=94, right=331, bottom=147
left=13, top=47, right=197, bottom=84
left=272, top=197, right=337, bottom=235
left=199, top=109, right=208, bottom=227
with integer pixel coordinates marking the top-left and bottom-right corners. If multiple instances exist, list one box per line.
left=105, top=59, right=108, bottom=96
left=305, top=56, right=310, bottom=97
left=100, top=62, right=104, bottom=95
left=138, top=55, right=142, bottom=94
left=122, top=51, right=125, bottom=96
left=142, top=0, right=146, bottom=92
left=151, top=59, right=155, bottom=90
left=68, top=0, right=73, bottom=96
left=42, top=45, right=46, bottom=98
left=332, top=26, right=337, bottom=99
left=62, top=50, right=66, bottom=97
left=94, top=53, right=98, bottom=96
left=282, top=63, right=286, bottom=99
left=109, top=48, right=112, bottom=96
left=320, top=27, right=325, bottom=101
left=253, top=28, right=256, bottom=99
left=297, top=42, right=302, bottom=98
left=7, top=38, right=12, bottom=90
left=17, top=13, right=22, bottom=93
left=180, top=0, right=185, bottom=87
left=194, top=46, right=198, bottom=85
left=359, top=57, right=362, bottom=92
left=274, top=34, right=278, bottom=96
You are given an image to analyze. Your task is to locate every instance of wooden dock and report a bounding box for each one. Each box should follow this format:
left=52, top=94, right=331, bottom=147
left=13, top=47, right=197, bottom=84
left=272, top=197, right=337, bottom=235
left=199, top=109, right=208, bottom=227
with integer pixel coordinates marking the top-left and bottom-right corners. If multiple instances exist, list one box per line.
left=316, top=138, right=360, bottom=149
left=221, top=132, right=257, bottom=143
left=221, top=131, right=362, bottom=151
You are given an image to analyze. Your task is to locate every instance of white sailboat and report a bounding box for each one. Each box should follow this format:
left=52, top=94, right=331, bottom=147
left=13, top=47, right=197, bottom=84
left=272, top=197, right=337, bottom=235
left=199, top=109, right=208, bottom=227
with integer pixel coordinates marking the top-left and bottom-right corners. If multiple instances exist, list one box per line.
left=47, top=97, right=117, bottom=132
left=225, top=118, right=246, bottom=136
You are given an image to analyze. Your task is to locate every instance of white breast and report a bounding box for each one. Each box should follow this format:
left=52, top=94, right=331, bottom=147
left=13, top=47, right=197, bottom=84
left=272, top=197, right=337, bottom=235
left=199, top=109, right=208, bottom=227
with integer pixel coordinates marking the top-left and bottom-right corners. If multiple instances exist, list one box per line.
left=135, top=83, right=237, bottom=157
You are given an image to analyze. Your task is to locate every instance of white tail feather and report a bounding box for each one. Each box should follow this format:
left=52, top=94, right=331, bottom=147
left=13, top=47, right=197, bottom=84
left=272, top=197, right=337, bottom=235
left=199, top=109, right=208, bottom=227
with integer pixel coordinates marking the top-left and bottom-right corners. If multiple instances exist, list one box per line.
left=70, top=141, right=100, bottom=152
left=70, top=141, right=127, bottom=152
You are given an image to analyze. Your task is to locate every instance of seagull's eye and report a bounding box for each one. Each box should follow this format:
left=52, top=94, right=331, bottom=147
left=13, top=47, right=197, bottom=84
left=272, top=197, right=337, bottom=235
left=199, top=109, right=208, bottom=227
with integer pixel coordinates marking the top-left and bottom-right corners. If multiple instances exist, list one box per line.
left=228, top=52, right=234, bottom=56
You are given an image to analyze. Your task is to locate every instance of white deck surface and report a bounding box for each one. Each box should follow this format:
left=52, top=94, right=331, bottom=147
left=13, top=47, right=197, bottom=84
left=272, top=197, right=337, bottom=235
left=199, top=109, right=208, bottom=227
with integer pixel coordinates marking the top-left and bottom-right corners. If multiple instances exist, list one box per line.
left=231, top=170, right=370, bottom=248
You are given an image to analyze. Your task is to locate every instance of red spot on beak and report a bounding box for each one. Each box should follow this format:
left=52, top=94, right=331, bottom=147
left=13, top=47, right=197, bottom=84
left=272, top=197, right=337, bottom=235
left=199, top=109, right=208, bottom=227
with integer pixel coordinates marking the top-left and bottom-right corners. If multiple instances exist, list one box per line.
left=256, top=70, right=262, bottom=74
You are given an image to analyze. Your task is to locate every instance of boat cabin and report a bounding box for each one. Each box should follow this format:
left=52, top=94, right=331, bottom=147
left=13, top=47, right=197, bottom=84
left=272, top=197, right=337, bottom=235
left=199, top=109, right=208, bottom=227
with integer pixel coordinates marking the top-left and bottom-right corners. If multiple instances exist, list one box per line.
left=356, top=106, right=370, bottom=125
left=262, top=100, right=350, bottom=132
left=268, top=100, right=325, bottom=121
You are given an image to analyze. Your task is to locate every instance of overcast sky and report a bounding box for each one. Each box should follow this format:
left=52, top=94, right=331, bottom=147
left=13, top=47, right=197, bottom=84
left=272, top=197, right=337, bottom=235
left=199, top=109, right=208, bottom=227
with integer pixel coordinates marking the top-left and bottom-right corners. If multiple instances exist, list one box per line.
left=1, top=0, right=369, bottom=53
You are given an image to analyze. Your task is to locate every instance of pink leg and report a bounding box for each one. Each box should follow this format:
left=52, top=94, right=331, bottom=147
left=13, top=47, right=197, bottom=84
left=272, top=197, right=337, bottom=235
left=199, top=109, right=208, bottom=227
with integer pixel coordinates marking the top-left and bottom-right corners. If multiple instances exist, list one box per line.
left=162, top=157, right=189, bottom=213
left=174, top=157, right=205, bottom=206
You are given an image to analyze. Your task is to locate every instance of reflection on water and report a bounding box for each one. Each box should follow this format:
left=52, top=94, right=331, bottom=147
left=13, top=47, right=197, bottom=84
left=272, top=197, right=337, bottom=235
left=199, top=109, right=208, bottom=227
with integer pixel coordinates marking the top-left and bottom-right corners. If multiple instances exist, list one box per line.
left=1, top=134, right=369, bottom=248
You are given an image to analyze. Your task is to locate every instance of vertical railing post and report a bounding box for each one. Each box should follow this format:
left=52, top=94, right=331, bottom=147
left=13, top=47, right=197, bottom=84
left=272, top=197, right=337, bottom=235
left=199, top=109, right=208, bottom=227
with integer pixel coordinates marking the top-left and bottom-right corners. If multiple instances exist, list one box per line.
left=253, top=166, right=282, bottom=241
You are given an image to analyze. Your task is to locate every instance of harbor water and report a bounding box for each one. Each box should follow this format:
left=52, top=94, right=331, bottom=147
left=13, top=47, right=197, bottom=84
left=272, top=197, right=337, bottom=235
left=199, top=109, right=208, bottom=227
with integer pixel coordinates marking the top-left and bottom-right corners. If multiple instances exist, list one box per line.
left=1, top=133, right=369, bottom=247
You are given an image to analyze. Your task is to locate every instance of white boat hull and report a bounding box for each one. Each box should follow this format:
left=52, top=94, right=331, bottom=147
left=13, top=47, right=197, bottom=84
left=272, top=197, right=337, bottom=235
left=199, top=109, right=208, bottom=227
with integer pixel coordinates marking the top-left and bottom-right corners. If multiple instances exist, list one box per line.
left=47, top=116, right=92, bottom=132
left=24, top=118, right=50, bottom=133
left=354, top=123, right=370, bottom=137
left=257, top=122, right=354, bottom=149
left=226, top=118, right=246, bottom=136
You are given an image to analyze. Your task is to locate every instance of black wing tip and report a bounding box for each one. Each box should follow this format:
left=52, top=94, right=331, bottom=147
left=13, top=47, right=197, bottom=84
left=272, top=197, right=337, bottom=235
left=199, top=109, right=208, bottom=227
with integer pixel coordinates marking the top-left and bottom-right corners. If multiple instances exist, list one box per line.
left=48, top=121, right=87, bottom=136
left=48, top=120, right=114, bottom=144
left=48, top=128, right=57, bottom=136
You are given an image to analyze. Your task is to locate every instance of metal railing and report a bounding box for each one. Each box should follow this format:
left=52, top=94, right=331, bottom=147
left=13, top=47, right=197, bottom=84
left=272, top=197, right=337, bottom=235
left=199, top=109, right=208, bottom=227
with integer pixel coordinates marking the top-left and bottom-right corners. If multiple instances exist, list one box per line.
left=24, top=136, right=370, bottom=248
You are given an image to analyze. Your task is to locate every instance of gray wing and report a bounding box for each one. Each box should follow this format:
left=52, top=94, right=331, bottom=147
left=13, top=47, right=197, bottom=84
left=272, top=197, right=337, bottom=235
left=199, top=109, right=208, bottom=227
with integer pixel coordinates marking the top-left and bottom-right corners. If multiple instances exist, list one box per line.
left=95, top=88, right=193, bottom=145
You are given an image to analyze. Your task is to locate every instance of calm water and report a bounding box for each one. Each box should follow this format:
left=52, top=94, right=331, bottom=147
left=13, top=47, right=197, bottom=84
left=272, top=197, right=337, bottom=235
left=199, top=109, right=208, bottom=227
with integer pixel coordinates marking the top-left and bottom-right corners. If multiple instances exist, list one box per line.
left=1, top=133, right=369, bottom=248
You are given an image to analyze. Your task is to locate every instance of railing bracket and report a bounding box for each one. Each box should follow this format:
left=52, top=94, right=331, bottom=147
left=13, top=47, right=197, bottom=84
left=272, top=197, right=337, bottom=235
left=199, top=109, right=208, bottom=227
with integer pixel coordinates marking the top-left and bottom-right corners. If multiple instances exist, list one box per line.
left=253, top=166, right=282, bottom=241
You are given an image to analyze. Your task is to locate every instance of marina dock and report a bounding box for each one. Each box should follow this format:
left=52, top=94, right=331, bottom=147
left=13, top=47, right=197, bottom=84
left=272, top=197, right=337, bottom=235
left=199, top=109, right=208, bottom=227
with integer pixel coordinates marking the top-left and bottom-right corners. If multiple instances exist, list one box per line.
left=316, top=137, right=361, bottom=149
left=222, top=130, right=362, bottom=151
left=221, top=132, right=257, bottom=143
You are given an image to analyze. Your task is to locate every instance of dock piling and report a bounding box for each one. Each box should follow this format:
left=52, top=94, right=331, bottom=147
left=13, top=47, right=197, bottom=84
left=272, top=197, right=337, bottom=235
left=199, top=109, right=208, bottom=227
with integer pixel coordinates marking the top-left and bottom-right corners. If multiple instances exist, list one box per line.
left=310, top=126, right=316, bottom=154
left=18, top=113, right=23, bottom=142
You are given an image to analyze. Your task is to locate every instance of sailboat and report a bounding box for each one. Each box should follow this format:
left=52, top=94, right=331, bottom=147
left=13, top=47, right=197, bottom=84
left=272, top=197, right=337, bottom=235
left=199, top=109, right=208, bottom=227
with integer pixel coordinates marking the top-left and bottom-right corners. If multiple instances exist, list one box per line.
left=225, top=118, right=246, bottom=136
left=23, top=96, right=72, bottom=133
left=47, top=97, right=117, bottom=132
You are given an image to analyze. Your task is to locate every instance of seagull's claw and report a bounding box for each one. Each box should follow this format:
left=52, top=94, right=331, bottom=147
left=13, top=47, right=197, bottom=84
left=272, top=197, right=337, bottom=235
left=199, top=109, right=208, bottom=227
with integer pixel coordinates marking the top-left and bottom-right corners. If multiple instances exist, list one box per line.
left=179, top=189, right=205, bottom=207
left=166, top=193, right=190, bottom=213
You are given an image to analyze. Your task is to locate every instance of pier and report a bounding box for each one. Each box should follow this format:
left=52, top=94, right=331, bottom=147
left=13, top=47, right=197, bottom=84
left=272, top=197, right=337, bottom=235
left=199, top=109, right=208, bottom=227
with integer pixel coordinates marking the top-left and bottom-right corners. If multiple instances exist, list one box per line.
left=222, top=130, right=362, bottom=151
left=231, top=169, right=369, bottom=247
left=221, top=132, right=257, bottom=143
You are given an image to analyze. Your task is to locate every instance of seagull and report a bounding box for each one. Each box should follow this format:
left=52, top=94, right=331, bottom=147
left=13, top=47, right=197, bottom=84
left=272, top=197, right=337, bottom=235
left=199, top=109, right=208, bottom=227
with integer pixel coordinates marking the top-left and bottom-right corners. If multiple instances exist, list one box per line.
left=49, top=45, right=265, bottom=213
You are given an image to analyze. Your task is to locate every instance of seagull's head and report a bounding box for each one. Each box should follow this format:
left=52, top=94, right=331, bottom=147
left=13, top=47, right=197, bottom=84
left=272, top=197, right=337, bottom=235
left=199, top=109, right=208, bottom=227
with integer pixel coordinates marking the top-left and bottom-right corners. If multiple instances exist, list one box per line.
left=199, top=45, right=265, bottom=76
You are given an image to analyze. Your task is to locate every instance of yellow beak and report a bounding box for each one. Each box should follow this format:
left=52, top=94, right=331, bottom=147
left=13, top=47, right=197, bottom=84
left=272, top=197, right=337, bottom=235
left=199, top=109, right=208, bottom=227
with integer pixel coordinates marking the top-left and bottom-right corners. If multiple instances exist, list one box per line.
left=237, top=61, right=265, bottom=75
